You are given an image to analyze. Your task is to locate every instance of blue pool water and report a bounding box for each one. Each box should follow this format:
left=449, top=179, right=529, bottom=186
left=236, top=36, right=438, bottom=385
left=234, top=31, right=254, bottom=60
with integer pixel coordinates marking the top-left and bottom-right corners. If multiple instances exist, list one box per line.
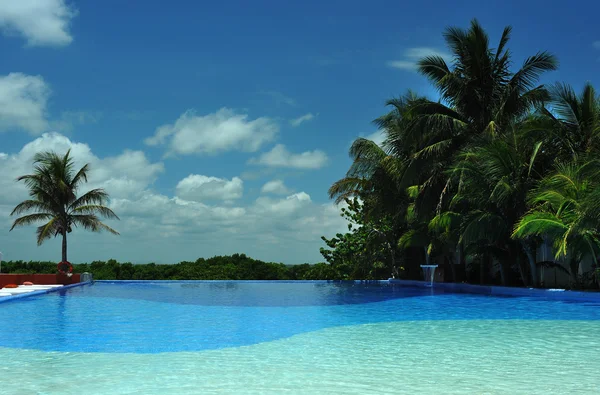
left=1, top=281, right=600, bottom=354
left=2, top=281, right=600, bottom=394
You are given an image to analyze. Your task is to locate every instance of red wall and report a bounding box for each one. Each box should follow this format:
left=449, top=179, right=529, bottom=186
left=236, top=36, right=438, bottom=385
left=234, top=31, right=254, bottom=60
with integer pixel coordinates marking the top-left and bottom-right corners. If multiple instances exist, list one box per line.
left=0, top=273, right=80, bottom=288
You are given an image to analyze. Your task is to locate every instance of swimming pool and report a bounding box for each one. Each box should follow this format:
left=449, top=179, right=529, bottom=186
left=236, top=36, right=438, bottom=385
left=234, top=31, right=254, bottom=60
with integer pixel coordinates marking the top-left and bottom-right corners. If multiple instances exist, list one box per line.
left=1, top=281, right=599, bottom=394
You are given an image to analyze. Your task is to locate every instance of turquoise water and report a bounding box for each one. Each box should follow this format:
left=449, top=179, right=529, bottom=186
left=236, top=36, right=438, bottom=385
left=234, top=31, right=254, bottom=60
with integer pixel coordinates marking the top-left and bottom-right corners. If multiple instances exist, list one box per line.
left=1, top=282, right=599, bottom=394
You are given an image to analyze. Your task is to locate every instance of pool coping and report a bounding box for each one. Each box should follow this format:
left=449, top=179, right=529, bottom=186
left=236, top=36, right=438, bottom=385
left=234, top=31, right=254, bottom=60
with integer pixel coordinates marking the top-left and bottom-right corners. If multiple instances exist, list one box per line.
left=5, top=279, right=598, bottom=304
left=95, top=280, right=390, bottom=284
left=0, top=281, right=92, bottom=305
left=388, top=279, right=600, bottom=302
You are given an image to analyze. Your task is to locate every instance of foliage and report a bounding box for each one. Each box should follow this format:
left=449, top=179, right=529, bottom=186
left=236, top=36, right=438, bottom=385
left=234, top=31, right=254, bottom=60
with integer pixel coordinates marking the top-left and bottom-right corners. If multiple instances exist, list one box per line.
left=0, top=254, right=343, bottom=281
left=323, top=19, right=600, bottom=289
left=10, top=150, right=119, bottom=262
left=320, top=198, right=402, bottom=279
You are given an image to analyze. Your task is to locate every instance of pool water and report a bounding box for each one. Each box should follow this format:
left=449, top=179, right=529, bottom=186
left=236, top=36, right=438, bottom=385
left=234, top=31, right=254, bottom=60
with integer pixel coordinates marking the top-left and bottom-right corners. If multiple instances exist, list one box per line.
left=1, top=281, right=599, bottom=394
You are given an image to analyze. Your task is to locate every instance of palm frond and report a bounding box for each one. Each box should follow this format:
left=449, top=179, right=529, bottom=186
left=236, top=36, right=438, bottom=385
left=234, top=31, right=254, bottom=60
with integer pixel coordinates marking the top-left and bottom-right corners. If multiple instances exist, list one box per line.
left=512, top=212, right=568, bottom=239
left=72, top=205, right=120, bottom=220
left=10, top=200, right=55, bottom=216
left=36, top=218, right=59, bottom=245
left=10, top=213, right=55, bottom=231
left=417, top=55, right=451, bottom=85
left=510, top=52, right=558, bottom=93
left=71, top=215, right=120, bottom=235
left=69, top=188, right=111, bottom=210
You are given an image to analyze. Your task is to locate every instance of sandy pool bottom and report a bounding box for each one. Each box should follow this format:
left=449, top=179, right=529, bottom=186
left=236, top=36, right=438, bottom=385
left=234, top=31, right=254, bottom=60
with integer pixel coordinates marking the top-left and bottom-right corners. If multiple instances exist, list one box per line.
left=1, top=320, right=599, bottom=395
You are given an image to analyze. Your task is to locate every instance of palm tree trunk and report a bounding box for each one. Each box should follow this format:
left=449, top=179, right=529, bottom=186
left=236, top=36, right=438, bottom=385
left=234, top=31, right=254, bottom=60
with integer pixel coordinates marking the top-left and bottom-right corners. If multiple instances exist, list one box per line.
left=480, top=255, right=485, bottom=285
left=516, top=254, right=528, bottom=287
left=521, top=240, right=538, bottom=287
left=62, top=232, right=68, bottom=262
left=498, top=258, right=506, bottom=286
left=448, top=254, right=457, bottom=283
left=389, top=244, right=397, bottom=278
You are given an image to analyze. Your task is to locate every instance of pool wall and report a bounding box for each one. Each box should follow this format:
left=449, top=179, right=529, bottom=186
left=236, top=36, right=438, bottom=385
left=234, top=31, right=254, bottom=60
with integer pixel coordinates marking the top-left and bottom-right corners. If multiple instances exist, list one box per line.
left=0, top=281, right=92, bottom=305
left=389, top=279, right=600, bottom=302
left=95, top=280, right=389, bottom=284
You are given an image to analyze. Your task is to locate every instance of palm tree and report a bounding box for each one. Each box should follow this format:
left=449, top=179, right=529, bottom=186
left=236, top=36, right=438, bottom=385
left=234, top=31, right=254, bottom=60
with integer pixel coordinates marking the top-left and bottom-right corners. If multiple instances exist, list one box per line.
left=388, top=20, right=557, bottom=215
left=10, top=150, right=119, bottom=262
left=445, top=125, right=547, bottom=285
left=512, top=160, right=600, bottom=285
left=525, top=82, right=600, bottom=159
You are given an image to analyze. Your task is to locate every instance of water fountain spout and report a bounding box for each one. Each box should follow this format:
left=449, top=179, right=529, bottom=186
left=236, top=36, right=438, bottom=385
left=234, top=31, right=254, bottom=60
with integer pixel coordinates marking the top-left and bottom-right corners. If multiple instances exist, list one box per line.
left=420, top=264, right=438, bottom=287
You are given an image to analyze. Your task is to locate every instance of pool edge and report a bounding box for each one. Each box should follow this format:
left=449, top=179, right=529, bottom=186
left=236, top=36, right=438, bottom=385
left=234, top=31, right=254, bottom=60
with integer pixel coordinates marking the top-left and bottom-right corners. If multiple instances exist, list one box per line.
left=0, top=281, right=92, bottom=304
left=388, top=279, right=600, bottom=302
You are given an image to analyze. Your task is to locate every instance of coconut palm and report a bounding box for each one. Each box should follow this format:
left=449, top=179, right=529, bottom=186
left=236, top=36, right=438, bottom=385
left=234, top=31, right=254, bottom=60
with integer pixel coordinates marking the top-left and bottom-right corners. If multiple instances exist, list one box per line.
left=512, top=160, right=600, bottom=285
left=532, top=83, right=600, bottom=160
left=445, top=124, right=548, bottom=285
left=387, top=20, right=557, bottom=216
left=10, top=150, right=119, bottom=262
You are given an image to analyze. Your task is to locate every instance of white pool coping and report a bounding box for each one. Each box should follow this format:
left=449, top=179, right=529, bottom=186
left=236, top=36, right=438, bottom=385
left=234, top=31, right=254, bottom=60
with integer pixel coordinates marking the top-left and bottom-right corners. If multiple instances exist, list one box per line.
left=0, top=284, right=64, bottom=295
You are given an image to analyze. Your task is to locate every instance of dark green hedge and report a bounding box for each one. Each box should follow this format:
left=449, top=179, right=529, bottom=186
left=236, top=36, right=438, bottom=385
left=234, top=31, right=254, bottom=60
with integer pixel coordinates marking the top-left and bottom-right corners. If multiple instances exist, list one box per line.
left=0, top=253, right=345, bottom=280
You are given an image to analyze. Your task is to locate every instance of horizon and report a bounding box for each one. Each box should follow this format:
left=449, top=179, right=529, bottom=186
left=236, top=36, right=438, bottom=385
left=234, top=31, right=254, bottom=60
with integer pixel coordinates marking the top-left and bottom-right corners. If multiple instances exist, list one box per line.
left=1, top=0, right=599, bottom=265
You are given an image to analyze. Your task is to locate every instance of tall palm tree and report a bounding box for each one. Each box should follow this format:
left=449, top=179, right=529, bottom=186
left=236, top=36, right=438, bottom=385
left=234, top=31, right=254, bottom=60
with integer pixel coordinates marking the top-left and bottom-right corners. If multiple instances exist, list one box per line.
left=389, top=19, right=557, bottom=216
left=10, top=150, right=119, bottom=262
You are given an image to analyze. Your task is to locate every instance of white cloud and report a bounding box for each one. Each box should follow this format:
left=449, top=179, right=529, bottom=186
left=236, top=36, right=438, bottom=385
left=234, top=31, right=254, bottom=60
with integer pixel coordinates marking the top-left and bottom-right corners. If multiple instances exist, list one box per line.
left=0, top=0, right=77, bottom=46
left=365, top=130, right=386, bottom=147
left=249, top=144, right=328, bottom=169
left=145, top=108, right=279, bottom=156
left=0, top=73, right=50, bottom=133
left=0, top=132, right=164, bottom=205
left=593, top=41, right=600, bottom=49
left=176, top=174, right=243, bottom=202
left=387, top=47, right=451, bottom=71
left=0, top=133, right=349, bottom=264
left=261, top=180, right=291, bottom=195
left=290, top=113, right=316, bottom=127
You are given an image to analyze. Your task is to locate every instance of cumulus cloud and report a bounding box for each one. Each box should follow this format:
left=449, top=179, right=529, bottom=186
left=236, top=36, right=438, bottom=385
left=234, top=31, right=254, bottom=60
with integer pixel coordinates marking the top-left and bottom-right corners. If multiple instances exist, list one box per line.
left=0, top=133, right=349, bottom=264
left=387, top=47, right=451, bottom=71
left=261, top=180, right=291, bottom=195
left=0, top=0, right=77, bottom=46
left=365, top=129, right=386, bottom=147
left=249, top=144, right=328, bottom=169
left=145, top=108, right=279, bottom=156
left=290, top=113, right=315, bottom=127
left=0, top=73, right=50, bottom=134
left=0, top=132, right=164, bottom=205
left=176, top=174, right=243, bottom=202
left=593, top=41, right=600, bottom=49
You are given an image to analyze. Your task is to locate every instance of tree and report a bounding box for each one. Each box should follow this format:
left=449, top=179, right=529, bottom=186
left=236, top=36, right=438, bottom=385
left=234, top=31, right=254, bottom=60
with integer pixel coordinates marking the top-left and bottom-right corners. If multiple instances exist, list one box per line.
left=326, top=20, right=562, bottom=286
left=10, top=150, right=120, bottom=262
left=386, top=20, right=557, bottom=217
left=320, top=198, right=398, bottom=279
left=512, top=160, right=600, bottom=286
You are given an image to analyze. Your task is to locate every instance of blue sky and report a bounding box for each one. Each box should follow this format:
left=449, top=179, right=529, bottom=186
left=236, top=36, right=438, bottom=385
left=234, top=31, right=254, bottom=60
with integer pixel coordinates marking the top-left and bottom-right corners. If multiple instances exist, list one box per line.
left=0, top=0, right=599, bottom=264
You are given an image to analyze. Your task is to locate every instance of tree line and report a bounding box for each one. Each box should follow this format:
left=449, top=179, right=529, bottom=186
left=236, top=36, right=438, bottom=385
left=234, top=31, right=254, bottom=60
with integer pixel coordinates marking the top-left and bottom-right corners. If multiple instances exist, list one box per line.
left=320, top=19, right=600, bottom=289
left=0, top=254, right=342, bottom=280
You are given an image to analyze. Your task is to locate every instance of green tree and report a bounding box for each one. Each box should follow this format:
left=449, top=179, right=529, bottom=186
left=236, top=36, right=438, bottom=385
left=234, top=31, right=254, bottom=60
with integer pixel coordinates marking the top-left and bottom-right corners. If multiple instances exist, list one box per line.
left=321, top=198, right=398, bottom=279
left=327, top=20, right=561, bottom=286
left=387, top=20, right=557, bottom=217
left=512, top=160, right=600, bottom=286
left=10, top=150, right=120, bottom=262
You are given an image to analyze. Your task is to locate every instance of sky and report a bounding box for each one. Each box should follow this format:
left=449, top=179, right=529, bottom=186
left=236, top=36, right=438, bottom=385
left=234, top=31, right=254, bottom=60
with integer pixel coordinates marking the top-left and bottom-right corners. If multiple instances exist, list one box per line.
left=0, top=0, right=599, bottom=264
